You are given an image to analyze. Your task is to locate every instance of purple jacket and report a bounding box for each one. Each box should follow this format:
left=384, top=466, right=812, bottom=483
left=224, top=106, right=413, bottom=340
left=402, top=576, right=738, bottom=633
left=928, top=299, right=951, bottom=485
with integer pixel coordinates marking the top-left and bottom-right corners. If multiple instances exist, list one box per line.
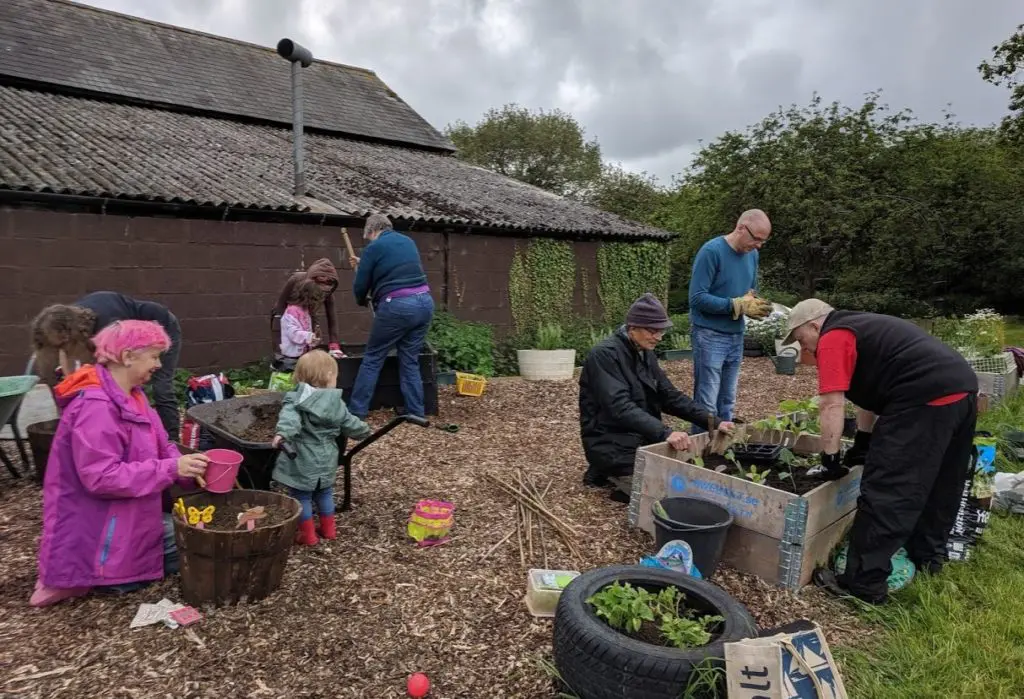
left=37, top=365, right=191, bottom=588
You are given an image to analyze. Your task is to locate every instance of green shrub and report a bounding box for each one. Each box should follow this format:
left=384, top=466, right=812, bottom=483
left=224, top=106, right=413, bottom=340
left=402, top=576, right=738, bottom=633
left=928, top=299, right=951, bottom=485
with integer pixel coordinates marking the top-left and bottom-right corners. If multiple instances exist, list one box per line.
left=427, top=311, right=495, bottom=376
left=535, top=322, right=565, bottom=350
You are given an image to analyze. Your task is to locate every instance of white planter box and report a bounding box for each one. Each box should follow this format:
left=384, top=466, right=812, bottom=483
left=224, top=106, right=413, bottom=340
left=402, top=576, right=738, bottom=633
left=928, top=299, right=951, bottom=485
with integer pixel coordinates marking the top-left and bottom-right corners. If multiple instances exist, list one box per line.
left=517, top=349, right=576, bottom=381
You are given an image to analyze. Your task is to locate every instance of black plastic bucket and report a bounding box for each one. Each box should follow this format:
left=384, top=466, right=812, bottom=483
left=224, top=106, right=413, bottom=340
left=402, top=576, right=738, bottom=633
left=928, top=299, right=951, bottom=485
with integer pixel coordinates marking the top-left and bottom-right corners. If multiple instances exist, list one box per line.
left=651, top=497, right=733, bottom=577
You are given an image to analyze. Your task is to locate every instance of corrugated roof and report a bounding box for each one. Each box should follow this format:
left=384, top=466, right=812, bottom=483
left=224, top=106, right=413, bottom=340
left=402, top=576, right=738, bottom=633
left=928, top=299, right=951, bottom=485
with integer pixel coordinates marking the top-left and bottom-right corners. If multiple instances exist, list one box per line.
left=0, top=0, right=454, bottom=152
left=0, top=86, right=672, bottom=239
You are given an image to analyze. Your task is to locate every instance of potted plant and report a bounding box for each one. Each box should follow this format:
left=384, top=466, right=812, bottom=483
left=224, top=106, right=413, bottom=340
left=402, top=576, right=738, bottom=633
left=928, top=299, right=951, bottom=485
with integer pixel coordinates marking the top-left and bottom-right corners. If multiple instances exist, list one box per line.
left=517, top=322, right=576, bottom=381
left=659, top=333, right=692, bottom=361
left=552, top=565, right=757, bottom=698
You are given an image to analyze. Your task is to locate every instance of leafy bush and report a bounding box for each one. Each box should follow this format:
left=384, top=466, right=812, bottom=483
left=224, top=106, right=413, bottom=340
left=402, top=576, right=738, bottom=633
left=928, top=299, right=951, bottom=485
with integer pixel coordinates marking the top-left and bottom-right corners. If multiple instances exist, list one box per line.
left=427, top=311, right=495, bottom=376
left=745, top=311, right=789, bottom=355
left=535, top=322, right=565, bottom=350
left=586, top=581, right=723, bottom=649
left=822, top=291, right=935, bottom=319
left=932, top=309, right=1005, bottom=359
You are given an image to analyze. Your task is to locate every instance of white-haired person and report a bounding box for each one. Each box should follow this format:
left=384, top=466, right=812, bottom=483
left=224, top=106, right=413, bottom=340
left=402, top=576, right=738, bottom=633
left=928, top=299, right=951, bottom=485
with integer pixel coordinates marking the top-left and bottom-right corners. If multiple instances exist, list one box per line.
left=347, top=214, right=434, bottom=419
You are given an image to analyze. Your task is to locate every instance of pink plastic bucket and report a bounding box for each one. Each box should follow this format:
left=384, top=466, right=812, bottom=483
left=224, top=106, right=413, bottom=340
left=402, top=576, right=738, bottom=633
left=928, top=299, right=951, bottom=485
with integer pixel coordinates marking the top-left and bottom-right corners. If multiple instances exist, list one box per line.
left=202, top=449, right=243, bottom=493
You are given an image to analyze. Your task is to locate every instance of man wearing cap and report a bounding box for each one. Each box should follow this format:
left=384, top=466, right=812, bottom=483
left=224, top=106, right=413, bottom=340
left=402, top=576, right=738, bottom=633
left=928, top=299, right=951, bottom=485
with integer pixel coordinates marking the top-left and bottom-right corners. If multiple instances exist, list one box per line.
left=688, top=209, right=774, bottom=432
left=782, top=298, right=979, bottom=603
left=579, top=294, right=735, bottom=502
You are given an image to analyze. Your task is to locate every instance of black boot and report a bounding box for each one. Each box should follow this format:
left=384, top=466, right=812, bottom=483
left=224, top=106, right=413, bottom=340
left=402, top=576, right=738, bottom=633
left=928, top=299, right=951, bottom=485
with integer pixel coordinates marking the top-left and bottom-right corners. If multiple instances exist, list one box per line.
left=583, top=467, right=609, bottom=488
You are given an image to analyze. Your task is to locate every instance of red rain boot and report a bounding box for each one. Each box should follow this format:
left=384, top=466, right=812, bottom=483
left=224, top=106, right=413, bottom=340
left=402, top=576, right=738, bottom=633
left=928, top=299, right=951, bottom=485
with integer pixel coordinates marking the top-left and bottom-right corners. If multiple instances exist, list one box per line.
left=294, top=518, right=319, bottom=546
left=317, top=515, right=336, bottom=540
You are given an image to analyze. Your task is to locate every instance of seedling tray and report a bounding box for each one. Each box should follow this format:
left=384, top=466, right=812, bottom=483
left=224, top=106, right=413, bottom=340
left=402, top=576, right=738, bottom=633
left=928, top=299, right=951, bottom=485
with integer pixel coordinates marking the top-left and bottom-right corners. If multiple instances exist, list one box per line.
left=731, top=443, right=782, bottom=464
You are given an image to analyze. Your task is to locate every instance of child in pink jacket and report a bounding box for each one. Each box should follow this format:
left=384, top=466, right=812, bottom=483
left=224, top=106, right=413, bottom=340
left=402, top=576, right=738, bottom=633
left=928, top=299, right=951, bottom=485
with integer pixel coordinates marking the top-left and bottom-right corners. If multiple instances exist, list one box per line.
left=31, top=320, right=209, bottom=607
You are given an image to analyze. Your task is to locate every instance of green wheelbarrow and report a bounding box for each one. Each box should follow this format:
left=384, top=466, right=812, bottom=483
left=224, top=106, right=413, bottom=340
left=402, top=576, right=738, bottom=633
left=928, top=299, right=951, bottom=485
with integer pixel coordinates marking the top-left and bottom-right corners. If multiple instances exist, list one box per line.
left=0, top=375, right=40, bottom=478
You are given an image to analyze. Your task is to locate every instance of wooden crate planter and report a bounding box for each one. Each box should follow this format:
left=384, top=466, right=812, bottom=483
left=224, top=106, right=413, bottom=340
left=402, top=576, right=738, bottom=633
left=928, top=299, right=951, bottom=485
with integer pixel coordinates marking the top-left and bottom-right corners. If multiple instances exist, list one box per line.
left=627, top=429, right=863, bottom=591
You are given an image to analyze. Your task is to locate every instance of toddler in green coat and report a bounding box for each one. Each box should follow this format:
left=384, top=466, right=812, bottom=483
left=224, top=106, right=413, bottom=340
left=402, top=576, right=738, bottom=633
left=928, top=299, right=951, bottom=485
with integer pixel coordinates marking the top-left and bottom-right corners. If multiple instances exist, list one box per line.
left=272, top=350, right=371, bottom=545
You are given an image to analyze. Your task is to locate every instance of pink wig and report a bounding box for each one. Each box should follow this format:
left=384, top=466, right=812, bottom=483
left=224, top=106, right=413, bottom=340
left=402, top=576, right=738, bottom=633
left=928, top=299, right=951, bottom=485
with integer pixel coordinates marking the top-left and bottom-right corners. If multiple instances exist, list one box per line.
left=92, top=320, right=171, bottom=365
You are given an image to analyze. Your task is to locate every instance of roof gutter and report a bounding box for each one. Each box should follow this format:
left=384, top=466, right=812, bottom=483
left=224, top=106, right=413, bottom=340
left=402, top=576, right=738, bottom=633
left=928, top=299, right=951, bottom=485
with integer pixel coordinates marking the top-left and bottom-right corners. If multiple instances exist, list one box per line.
left=0, top=189, right=675, bottom=241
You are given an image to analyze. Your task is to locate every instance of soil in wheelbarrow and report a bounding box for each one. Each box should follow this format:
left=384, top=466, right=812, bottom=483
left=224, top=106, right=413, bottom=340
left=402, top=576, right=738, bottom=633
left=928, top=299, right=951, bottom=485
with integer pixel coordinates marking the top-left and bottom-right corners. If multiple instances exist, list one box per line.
left=701, top=453, right=824, bottom=495
left=215, top=403, right=281, bottom=443
left=186, top=499, right=293, bottom=532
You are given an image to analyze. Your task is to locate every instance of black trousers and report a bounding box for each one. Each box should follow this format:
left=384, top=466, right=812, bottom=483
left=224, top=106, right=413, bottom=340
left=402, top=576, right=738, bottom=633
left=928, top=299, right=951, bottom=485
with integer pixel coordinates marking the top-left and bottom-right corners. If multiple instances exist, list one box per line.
left=150, top=314, right=182, bottom=440
left=839, top=394, right=977, bottom=601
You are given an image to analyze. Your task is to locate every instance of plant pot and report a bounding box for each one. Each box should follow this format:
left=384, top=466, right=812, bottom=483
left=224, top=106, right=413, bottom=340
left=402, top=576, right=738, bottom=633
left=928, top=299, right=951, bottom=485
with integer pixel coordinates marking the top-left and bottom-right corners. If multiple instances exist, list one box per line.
left=659, top=349, right=693, bottom=361
left=173, top=489, right=301, bottom=606
left=517, top=349, right=576, bottom=381
left=651, top=498, right=733, bottom=577
left=552, top=565, right=757, bottom=699
left=436, top=370, right=457, bottom=385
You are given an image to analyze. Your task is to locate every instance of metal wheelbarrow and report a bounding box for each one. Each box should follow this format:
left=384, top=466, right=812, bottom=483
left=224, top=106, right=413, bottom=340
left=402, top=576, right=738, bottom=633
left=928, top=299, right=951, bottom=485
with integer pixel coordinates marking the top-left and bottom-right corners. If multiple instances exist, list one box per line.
left=186, top=392, right=429, bottom=508
left=0, top=375, right=41, bottom=478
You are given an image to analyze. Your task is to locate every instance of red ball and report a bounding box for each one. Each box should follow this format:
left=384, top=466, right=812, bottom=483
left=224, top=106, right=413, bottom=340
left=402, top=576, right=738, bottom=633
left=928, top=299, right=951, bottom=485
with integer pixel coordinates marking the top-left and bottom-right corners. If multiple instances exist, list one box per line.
left=407, top=672, right=430, bottom=698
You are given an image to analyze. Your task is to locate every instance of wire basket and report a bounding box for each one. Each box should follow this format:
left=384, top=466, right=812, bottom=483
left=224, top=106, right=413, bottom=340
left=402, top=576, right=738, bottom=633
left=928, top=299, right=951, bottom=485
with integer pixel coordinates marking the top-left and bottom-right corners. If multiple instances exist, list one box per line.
left=455, top=372, right=486, bottom=397
left=966, top=352, right=1015, bottom=375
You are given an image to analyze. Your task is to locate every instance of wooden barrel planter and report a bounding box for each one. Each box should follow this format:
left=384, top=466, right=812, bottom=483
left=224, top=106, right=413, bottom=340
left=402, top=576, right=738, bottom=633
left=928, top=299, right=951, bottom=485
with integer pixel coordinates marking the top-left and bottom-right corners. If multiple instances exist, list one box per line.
left=27, top=419, right=60, bottom=482
left=172, top=489, right=301, bottom=607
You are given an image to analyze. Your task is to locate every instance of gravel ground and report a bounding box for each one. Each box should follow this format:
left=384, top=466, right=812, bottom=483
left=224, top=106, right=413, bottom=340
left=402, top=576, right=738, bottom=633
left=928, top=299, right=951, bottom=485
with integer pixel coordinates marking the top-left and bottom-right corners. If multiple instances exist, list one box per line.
left=0, top=357, right=865, bottom=698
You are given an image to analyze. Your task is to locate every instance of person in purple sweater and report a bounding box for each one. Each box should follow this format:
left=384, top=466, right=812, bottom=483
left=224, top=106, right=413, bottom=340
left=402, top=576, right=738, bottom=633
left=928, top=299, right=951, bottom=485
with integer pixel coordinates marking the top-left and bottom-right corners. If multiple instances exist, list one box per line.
left=688, top=210, right=774, bottom=431
left=30, top=321, right=209, bottom=608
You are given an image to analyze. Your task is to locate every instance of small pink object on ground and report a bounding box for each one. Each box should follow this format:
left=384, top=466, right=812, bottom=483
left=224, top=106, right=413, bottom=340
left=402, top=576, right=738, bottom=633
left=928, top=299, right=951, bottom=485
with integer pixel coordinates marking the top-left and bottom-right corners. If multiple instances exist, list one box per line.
left=202, top=449, right=243, bottom=493
left=169, top=606, right=203, bottom=626
left=407, top=672, right=430, bottom=697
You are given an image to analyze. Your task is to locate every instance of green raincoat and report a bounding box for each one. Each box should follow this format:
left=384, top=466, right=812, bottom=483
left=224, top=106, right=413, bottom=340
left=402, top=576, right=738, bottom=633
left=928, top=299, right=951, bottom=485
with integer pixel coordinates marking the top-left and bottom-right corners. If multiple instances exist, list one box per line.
left=272, top=383, right=371, bottom=491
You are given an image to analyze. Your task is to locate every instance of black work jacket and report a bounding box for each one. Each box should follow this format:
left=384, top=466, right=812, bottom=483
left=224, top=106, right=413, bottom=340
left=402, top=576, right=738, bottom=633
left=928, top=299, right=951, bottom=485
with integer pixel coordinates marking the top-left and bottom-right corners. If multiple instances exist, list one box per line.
left=578, top=328, right=714, bottom=474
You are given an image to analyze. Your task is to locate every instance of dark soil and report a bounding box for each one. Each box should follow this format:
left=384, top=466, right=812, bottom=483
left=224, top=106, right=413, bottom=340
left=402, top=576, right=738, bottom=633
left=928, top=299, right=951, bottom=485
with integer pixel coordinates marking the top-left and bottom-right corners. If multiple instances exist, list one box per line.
left=222, top=403, right=281, bottom=443
left=188, top=499, right=293, bottom=532
left=632, top=619, right=668, bottom=646
left=700, top=454, right=823, bottom=495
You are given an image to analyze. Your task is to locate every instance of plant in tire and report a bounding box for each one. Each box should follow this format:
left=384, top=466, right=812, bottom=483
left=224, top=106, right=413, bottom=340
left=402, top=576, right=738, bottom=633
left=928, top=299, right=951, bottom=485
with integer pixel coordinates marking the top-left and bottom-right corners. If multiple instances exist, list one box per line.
left=553, top=565, right=758, bottom=699
left=587, top=582, right=723, bottom=648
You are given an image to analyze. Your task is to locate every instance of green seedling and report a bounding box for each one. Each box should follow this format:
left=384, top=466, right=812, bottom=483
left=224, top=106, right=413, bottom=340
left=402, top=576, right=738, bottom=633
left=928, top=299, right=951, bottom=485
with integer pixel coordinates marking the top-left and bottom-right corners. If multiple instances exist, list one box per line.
left=744, top=465, right=771, bottom=485
left=587, top=582, right=723, bottom=650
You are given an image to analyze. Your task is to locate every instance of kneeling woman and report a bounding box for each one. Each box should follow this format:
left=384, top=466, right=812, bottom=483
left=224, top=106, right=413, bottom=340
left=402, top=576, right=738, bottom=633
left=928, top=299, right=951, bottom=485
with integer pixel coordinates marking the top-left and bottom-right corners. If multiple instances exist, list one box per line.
left=31, top=321, right=209, bottom=607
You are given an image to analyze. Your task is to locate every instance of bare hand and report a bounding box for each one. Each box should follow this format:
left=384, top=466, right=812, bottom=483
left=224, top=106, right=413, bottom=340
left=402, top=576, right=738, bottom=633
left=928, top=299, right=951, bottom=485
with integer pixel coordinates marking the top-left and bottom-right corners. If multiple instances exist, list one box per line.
left=310, top=334, right=321, bottom=346
left=666, top=431, right=692, bottom=451
left=717, top=421, right=736, bottom=434
left=177, top=454, right=209, bottom=479
left=272, top=435, right=283, bottom=448
left=349, top=255, right=360, bottom=268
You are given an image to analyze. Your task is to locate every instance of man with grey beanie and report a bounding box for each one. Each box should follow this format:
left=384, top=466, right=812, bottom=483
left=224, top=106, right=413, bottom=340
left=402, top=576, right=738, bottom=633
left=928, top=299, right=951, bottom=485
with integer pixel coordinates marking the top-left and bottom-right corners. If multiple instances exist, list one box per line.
left=579, top=293, right=735, bottom=501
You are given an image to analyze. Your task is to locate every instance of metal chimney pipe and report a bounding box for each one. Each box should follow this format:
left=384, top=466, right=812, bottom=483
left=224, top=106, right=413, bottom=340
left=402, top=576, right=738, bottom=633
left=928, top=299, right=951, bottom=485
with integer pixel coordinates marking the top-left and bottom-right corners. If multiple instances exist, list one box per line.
left=276, top=39, right=314, bottom=196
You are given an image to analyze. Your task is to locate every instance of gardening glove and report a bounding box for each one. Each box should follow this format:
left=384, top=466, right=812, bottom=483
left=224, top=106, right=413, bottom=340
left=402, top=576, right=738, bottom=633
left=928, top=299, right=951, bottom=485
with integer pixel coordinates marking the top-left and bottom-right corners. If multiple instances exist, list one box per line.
left=814, top=452, right=850, bottom=481
left=731, top=291, right=773, bottom=321
left=843, top=430, right=872, bottom=468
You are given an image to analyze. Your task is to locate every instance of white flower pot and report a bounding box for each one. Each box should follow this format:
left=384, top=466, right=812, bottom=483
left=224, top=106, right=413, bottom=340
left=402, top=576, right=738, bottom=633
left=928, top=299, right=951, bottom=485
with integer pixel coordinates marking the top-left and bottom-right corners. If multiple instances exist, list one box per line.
left=517, top=349, right=576, bottom=381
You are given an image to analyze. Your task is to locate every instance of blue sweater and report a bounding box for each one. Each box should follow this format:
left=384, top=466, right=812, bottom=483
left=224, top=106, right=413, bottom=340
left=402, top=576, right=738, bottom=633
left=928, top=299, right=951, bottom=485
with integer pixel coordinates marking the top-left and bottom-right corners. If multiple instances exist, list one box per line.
left=353, top=230, right=429, bottom=306
left=688, top=237, right=759, bottom=334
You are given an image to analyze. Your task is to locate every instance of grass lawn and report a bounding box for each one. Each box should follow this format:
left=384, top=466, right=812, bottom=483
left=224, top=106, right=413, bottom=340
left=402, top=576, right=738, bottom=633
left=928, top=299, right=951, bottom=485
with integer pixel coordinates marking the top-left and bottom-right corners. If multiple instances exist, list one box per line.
left=837, top=385, right=1024, bottom=698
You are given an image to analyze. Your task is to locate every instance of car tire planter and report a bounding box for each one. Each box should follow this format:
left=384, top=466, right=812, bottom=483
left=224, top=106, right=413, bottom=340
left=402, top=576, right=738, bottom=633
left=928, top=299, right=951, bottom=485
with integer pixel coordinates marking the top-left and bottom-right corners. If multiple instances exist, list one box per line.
left=552, top=565, right=757, bottom=699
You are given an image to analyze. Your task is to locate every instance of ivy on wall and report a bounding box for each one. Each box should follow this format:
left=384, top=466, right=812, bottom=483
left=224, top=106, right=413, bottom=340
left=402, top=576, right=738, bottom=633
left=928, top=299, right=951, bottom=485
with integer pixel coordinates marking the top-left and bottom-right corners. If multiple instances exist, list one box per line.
left=597, top=241, right=671, bottom=324
left=508, top=238, right=577, bottom=332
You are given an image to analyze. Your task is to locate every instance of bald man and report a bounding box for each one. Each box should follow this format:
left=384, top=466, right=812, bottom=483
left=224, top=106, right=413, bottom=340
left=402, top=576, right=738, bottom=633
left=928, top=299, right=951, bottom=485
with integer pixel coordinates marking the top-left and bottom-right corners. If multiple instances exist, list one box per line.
left=687, top=210, right=773, bottom=431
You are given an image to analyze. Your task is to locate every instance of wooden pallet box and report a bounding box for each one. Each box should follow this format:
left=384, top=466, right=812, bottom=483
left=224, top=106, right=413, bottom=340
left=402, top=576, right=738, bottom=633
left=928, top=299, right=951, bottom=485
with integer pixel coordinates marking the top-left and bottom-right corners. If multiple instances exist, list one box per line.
left=627, top=429, right=863, bottom=591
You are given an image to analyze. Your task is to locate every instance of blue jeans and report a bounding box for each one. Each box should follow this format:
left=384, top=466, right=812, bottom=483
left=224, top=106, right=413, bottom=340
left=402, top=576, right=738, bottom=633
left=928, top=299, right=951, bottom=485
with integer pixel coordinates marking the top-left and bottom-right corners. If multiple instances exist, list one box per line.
left=349, top=293, right=435, bottom=418
left=690, top=326, right=744, bottom=433
left=96, top=514, right=178, bottom=595
left=289, top=486, right=335, bottom=522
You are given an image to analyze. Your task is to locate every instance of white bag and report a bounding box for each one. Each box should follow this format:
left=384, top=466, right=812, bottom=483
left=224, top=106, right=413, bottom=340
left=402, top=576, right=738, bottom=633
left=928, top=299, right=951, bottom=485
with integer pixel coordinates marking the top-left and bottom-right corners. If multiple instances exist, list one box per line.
left=993, top=471, right=1024, bottom=514
left=725, top=621, right=848, bottom=699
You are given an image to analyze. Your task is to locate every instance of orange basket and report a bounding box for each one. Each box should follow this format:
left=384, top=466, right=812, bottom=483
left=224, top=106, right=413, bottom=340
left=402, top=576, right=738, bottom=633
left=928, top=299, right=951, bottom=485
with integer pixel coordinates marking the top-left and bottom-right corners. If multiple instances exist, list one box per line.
left=455, top=372, right=487, bottom=397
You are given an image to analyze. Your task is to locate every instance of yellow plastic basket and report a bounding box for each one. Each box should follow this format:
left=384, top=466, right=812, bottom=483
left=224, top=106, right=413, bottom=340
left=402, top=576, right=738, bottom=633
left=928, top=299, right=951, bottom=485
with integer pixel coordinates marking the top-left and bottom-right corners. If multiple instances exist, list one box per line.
left=455, top=372, right=487, bottom=397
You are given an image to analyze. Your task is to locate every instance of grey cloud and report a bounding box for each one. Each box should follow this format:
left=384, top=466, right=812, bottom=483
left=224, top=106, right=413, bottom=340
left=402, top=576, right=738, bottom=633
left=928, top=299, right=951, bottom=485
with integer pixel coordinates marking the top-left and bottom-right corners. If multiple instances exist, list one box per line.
left=81, top=0, right=1022, bottom=181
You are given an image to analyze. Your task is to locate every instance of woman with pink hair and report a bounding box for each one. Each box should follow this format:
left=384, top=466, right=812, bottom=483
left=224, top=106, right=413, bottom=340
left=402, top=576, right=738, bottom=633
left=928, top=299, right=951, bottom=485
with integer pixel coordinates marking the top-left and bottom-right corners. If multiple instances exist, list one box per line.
left=31, top=321, right=210, bottom=607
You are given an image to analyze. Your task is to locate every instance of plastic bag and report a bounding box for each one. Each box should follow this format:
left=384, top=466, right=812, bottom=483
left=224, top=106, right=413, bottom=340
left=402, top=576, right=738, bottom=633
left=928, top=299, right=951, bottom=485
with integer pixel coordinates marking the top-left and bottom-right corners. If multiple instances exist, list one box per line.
left=993, top=472, right=1024, bottom=514
left=639, top=540, right=703, bottom=579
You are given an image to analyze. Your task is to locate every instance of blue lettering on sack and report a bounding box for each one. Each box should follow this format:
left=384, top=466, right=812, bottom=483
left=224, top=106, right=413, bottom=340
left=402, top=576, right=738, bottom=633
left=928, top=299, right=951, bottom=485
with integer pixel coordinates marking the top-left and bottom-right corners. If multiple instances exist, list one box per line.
left=669, top=474, right=760, bottom=520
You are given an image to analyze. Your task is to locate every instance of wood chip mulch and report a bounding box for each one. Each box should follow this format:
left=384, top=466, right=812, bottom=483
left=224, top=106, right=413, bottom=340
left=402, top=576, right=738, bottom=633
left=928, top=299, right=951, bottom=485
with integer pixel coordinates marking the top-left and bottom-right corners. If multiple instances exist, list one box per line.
left=0, top=358, right=867, bottom=698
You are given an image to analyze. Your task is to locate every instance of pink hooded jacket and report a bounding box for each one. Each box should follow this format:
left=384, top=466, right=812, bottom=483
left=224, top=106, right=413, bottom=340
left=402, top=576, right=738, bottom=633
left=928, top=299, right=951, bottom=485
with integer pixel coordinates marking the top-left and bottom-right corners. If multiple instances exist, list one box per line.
left=37, top=365, right=192, bottom=588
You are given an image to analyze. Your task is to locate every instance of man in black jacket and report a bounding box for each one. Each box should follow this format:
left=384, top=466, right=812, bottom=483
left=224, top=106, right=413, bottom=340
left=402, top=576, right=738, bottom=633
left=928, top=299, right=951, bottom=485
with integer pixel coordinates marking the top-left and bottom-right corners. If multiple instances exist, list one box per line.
left=783, top=298, right=979, bottom=603
left=579, top=293, right=735, bottom=502
left=31, top=292, right=183, bottom=438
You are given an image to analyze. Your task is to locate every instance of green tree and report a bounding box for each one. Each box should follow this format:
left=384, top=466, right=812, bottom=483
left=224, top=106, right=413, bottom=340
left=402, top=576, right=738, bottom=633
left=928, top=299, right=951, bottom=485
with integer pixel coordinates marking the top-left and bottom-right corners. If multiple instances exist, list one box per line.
left=979, top=23, right=1024, bottom=142
left=586, top=164, right=667, bottom=223
left=444, top=104, right=602, bottom=197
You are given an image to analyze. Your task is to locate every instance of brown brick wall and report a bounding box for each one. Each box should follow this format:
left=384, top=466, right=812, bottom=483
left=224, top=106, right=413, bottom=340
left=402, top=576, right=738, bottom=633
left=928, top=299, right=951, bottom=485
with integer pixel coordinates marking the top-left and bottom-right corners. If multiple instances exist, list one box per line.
left=0, top=208, right=609, bottom=375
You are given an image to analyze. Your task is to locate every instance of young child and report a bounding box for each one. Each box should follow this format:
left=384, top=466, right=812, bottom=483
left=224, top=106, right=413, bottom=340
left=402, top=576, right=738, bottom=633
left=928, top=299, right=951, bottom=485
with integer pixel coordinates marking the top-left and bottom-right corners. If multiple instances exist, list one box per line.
left=280, top=279, right=325, bottom=360
left=271, top=350, right=371, bottom=545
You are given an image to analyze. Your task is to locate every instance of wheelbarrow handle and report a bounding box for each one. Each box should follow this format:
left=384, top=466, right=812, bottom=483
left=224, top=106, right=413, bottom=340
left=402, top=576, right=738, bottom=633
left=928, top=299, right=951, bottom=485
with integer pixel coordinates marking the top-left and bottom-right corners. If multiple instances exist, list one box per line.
left=276, top=439, right=298, bottom=460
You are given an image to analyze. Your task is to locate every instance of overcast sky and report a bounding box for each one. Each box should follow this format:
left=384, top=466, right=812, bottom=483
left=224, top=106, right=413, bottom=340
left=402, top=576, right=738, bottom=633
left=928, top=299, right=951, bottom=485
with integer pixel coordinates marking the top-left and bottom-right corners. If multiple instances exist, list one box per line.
left=82, top=0, right=1020, bottom=183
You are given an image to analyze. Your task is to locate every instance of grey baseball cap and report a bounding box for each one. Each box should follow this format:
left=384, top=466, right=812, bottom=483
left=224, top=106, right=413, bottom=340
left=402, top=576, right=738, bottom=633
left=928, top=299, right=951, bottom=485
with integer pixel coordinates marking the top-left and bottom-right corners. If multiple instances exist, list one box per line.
left=781, top=298, right=835, bottom=345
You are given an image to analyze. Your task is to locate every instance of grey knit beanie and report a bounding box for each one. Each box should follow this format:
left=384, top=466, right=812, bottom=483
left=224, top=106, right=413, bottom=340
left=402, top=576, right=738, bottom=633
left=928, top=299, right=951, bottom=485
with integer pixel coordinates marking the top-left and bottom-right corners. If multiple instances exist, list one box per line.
left=625, top=293, right=673, bottom=330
